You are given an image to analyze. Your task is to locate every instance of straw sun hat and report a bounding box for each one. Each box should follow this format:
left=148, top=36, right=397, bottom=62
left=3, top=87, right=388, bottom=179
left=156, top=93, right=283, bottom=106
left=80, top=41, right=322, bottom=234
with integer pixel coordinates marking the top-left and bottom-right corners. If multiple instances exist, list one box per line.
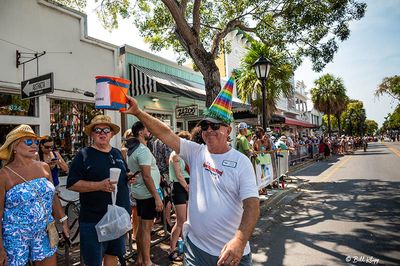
left=83, top=115, right=120, bottom=136
left=0, top=124, right=41, bottom=160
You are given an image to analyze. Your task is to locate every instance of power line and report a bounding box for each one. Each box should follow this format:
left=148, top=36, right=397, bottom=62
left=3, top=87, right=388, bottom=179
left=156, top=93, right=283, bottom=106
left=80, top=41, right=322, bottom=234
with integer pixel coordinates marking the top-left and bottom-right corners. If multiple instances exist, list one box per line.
left=0, top=38, right=72, bottom=54
left=0, top=38, right=37, bottom=52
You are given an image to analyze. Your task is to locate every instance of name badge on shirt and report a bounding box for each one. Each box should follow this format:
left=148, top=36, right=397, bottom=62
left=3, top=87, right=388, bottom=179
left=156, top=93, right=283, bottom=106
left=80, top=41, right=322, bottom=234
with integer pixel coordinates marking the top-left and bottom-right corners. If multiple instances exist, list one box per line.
left=222, top=160, right=237, bottom=168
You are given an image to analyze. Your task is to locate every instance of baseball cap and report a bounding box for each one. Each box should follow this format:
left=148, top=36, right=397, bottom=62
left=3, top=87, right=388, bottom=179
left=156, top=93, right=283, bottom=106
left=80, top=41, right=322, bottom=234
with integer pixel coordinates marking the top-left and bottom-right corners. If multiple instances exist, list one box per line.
left=238, top=122, right=248, bottom=130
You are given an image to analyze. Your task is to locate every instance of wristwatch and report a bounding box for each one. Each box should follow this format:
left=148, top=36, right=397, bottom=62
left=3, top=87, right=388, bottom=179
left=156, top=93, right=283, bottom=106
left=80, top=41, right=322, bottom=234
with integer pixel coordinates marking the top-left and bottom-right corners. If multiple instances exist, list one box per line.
left=59, top=215, right=68, bottom=223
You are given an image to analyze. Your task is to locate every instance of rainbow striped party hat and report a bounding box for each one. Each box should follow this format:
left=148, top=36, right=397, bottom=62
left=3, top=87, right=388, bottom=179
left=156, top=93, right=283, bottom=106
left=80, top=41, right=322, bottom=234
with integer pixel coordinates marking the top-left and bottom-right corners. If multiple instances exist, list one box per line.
left=203, top=74, right=235, bottom=124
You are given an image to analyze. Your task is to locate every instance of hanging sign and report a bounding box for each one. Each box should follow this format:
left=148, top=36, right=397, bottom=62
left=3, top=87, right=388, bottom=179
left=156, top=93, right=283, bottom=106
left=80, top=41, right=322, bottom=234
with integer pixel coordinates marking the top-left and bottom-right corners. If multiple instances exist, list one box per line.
left=21, top=73, right=54, bottom=100
left=175, top=105, right=199, bottom=119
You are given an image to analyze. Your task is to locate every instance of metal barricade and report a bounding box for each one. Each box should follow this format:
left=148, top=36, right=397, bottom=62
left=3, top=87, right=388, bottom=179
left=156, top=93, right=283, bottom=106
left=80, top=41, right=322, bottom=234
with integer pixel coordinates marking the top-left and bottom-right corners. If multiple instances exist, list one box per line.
left=288, top=145, right=311, bottom=165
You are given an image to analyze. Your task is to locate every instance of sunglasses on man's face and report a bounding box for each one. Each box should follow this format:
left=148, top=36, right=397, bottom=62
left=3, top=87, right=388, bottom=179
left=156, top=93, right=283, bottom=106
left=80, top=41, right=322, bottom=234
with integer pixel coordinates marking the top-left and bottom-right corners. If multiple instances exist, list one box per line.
left=23, top=139, right=39, bottom=146
left=200, top=121, right=227, bottom=131
left=93, top=127, right=112, bottom=134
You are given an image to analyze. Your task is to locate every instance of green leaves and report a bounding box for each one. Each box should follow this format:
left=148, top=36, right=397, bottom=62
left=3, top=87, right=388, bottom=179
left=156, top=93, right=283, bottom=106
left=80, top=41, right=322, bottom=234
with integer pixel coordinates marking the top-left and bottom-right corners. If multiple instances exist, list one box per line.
left=311, top=74, right=348, bottom=135
left=375, top=75, right=400, bottom=101
left=236, top=41, right=294, bottom=119
left=55, top=0, right=366, bottom=106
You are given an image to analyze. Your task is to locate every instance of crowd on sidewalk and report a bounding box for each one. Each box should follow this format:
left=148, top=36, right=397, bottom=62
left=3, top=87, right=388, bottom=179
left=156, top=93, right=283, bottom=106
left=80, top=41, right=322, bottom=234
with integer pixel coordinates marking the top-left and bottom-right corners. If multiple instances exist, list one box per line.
left=0, top=114, right=378, bottom=266
left=0, top=80, right=382, bottom=266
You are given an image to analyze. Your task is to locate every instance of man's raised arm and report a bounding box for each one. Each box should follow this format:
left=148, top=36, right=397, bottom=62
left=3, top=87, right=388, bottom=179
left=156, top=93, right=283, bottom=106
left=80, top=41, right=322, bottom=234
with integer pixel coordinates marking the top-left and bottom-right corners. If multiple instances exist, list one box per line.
left=122, top=95, right=181, bottom=153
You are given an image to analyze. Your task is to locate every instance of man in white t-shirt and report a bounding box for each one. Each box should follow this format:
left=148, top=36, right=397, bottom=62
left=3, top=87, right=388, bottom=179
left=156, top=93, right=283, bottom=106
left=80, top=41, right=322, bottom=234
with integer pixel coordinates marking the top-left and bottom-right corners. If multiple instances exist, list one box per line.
left=122, top=76, right=259, bottom=266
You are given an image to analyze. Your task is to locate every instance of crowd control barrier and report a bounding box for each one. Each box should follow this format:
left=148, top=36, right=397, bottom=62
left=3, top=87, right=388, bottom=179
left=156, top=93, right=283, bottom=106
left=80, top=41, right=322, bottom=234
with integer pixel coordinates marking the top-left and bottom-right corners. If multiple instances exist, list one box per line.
left=253, top=149, right=289, bottom=189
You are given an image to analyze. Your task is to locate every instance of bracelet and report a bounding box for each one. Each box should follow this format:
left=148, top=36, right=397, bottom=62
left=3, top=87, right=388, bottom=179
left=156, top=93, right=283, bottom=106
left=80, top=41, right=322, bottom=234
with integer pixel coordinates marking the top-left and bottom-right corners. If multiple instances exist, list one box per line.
left=59, top=215, right=68, bottom=223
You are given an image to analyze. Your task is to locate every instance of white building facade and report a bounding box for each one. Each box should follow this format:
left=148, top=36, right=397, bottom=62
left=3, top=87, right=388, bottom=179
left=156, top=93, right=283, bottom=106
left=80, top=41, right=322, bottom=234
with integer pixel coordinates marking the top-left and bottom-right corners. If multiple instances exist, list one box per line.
left=0, top=0, right=121, bottom=155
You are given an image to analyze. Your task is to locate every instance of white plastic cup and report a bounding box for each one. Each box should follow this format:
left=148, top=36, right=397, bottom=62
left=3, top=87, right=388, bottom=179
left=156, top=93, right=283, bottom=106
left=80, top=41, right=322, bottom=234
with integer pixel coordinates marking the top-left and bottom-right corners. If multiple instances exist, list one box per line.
left=109, top=168, right=121, bottom=183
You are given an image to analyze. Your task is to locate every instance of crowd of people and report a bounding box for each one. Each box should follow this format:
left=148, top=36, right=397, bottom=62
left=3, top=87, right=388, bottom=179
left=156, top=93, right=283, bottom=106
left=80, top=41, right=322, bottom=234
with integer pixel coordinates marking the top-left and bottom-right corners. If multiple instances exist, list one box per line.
left=233, top=122, right=373, bottom=163
left=0, top=90, right=381, bottom=266
left=0, top=115, right=377, bottom=266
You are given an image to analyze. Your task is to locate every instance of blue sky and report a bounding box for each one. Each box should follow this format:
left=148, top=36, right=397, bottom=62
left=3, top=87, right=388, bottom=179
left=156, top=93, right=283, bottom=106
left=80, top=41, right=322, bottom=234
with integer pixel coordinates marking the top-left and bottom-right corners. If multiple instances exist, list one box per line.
left=294, top=0, right=400, bottom=126
left=87, top=0, right=400, bottom=126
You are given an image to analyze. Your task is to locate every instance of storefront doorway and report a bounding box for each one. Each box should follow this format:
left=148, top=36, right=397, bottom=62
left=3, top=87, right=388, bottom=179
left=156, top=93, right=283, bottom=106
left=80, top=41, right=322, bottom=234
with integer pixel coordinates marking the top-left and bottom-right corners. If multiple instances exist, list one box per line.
left=50, top=99, right=102, bottom=161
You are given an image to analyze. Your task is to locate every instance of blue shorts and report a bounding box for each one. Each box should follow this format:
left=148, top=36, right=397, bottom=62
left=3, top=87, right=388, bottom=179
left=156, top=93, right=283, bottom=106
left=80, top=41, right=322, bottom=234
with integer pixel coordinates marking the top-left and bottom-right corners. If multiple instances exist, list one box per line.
left=80, top=222, right=126, bottom=266
left=184, top=237, right=252, bottom=266
left=2, top=223, right=57, bottom=265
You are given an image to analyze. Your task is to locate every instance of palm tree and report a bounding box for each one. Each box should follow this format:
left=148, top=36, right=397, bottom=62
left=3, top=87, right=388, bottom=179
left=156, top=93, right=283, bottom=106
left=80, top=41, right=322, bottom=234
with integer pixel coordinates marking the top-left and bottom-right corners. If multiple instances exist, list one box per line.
left=236, top=41, right=294, bottom=122
left=311, top=74, right=347, bottom=136
left=333, top=95, right=349, bottom=136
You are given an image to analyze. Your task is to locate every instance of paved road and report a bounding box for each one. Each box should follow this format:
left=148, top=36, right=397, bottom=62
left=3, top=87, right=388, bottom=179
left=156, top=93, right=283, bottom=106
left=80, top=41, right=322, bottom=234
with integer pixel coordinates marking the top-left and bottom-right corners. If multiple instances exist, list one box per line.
left=251, top=142, right=400, bottom=266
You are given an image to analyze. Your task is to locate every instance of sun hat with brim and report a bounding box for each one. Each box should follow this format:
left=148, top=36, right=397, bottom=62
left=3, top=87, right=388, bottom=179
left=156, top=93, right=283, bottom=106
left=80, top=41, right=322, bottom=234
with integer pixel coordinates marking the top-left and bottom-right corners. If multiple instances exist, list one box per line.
left=0, top=125, right=41, bottom=160
left=83, top=115, right=120, bottom=136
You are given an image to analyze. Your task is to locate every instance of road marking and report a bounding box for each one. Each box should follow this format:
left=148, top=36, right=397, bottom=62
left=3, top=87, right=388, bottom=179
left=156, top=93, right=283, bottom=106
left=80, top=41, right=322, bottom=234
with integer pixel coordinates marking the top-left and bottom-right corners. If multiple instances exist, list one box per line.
left=384, top=144, right=400, bottom=157
left=319, top=155, right=352, bottom=182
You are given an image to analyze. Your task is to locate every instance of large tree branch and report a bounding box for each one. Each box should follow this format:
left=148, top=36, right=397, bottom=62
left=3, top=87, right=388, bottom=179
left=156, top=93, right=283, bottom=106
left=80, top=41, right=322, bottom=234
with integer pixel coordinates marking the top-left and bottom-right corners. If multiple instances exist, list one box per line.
left=180, top=0, right=188, bottom=13
left=193, top=0, right=201, bottom=35
left=161, top=0, right=197, bottom=45
left=199, top=23, right=221, bottom=31
left=211, top=20, right=256, bottom=58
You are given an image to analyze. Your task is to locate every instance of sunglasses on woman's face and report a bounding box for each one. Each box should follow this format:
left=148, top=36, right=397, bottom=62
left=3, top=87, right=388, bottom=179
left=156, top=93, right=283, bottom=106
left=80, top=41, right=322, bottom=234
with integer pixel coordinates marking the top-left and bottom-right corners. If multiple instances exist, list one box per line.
left=23, top=139, right=39, bottom=146
left=43, top=144, right=53, bottom=150
left=200, top=121, right=227, bottom=131
left=93, top=127, right=112, bottom=134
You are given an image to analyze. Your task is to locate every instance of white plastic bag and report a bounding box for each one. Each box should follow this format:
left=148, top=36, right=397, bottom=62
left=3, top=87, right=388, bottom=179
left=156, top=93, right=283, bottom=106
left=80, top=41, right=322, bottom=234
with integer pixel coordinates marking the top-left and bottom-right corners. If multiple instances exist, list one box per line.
left=95, top=187, right=132, bottom=242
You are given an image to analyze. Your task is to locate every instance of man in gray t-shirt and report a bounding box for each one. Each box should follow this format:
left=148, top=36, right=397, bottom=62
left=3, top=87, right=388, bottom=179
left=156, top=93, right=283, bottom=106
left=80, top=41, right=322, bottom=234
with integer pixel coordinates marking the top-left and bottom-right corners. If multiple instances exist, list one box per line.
left=127, top=121, right=163, bottom=266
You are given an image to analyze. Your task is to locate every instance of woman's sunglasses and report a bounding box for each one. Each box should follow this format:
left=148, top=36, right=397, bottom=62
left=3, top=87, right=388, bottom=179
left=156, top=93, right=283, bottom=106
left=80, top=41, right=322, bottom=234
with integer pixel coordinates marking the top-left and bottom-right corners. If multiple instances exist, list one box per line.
left=199, top=121, right=227, bottom=131
left=93, top=127, right=112, bottom=134
left=23, top=139, right=39, bottom=146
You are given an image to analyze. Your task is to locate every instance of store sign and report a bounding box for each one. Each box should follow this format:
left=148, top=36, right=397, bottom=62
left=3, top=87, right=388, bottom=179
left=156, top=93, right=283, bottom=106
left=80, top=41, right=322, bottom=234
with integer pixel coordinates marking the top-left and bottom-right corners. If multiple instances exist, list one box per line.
left=21, top=73, right=54, bottom=100
left=176, top=105, right=199, bottom=118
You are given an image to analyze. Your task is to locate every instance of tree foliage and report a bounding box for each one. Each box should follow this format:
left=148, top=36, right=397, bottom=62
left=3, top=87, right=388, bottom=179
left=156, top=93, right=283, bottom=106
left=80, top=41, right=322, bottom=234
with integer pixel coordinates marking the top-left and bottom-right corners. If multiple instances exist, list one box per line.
left=375, top=75, right=400, bottom=101
left=236, top=42, right=294, bottom=121
left=342, top=100, right=366, bottom=136
left=365, top=119, right=378, bottom=136
left=322, top=114, right=338, bottom=132
left=56, top=0, right=366, bottom=106
left=381, top=104, right=400, bottom=131
left=311, top=74, right=347, bottom=136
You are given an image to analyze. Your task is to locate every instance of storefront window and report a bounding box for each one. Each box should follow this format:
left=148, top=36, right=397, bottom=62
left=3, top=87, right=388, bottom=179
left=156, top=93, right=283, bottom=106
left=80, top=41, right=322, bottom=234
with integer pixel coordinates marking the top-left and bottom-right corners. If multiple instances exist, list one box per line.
left=0, top=92, right=37, bottom=117
left=0, top=125, right=39, bottom=146
left=148, top=112, right=172, bottom=128
left=50, top=99, right=103, bottom=161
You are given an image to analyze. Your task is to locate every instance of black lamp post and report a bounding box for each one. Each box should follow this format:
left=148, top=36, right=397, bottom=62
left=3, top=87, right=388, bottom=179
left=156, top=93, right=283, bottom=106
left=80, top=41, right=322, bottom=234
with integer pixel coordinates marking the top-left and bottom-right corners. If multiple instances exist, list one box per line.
left=253, top=55, right=272, bottom=131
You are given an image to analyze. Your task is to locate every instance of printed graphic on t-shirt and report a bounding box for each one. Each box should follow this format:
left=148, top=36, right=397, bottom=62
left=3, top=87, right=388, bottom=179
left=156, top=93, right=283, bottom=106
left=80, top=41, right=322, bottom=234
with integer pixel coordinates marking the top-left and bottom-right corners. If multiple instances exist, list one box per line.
left=203, top=162, right=223, bottom=179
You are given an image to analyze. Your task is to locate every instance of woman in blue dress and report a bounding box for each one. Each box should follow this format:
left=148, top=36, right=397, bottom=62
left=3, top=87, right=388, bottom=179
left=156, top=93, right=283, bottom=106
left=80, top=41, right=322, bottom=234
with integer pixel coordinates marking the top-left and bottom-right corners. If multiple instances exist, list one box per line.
left=0, top=125, right=70, bottom=266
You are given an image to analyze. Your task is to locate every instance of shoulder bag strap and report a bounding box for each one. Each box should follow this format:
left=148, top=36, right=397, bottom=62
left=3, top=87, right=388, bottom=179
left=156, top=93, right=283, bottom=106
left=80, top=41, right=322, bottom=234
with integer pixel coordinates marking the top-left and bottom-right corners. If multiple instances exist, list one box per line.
left=5, top=166, right=50, bottom=224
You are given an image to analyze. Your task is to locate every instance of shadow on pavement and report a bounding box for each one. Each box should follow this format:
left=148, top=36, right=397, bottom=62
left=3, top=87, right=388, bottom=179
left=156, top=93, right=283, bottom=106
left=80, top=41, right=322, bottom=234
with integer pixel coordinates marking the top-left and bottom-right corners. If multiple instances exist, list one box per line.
left=251, top=179, right=400, bottom=265
left=292, top=156, right=341, bottom=177
left=350, top=152, right=391, bottom=156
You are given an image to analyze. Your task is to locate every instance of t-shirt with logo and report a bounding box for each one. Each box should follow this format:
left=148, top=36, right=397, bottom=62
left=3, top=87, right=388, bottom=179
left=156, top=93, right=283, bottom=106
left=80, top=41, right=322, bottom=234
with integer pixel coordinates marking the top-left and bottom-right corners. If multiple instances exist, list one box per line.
left=127, top=143, right=161, bottom=200
left=179, top=138, right=259, bottom=256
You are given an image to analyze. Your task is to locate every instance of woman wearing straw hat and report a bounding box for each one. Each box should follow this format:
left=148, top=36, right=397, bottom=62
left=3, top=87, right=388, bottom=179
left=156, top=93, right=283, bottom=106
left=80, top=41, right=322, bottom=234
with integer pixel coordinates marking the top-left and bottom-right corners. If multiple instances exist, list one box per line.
left=0, top=125, right=69, bottom=266
left=67, top=115, right=133, bottom=266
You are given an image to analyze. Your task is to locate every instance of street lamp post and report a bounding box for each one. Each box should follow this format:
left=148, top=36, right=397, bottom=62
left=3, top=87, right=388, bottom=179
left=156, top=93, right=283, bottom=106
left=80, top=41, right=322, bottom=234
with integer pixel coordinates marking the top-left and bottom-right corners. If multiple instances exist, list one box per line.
left=253, top=55, right=272, bottom=131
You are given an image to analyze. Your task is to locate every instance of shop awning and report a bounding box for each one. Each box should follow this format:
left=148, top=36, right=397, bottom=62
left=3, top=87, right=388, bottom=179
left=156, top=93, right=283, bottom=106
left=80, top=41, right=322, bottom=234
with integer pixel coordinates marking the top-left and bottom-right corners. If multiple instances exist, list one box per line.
left=285, top=117, right=317, bottom=128
left=129, top=64, right=248, bottom=110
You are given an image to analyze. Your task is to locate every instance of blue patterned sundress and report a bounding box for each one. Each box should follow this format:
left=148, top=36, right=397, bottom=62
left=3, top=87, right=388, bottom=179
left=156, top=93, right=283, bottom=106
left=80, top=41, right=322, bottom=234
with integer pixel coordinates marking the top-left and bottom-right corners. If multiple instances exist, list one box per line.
left=2, top=177, right=57, bottom=266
